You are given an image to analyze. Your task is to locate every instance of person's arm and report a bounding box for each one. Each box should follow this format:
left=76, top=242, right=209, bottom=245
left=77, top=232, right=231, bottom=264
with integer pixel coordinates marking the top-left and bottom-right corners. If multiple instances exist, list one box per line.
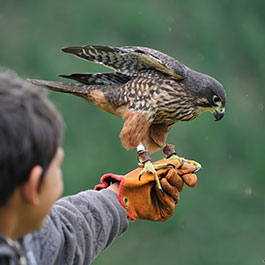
left=22, top=159, right=198, bottom=265
left=22, top=187, right=128, bottom=265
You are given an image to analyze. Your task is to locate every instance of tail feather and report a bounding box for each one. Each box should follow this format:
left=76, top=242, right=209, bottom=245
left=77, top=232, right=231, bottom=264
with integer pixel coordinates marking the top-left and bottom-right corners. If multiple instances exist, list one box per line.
left=29, top=79, right=93, bottom=98
left=29, top=78, right=123, bottom=108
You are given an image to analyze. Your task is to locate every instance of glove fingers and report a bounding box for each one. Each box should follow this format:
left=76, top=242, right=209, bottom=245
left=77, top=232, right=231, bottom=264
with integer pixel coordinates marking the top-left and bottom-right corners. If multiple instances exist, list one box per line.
left=166, top=169, right=184, bottom=192
left=155, top=180, right=176, bottom=221
left=177, top=163, right=197, bottom=175
left=160, top=178, right=180, bottom=204
left=182, top=173, right=197, bottom=187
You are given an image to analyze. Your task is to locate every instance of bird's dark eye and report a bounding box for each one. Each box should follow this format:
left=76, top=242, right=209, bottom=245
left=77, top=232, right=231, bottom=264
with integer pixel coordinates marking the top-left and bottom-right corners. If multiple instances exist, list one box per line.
left=213, top=95, right=220, bottom=104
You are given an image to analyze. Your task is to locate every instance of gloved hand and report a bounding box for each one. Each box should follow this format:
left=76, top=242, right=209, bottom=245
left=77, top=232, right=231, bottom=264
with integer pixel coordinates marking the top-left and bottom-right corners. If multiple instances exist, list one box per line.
left=95, top=159, right=198, bottom=221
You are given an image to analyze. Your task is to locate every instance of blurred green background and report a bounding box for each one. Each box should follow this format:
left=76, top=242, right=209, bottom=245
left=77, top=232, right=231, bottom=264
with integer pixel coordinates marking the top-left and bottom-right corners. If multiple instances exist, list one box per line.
left=0, top=0, right=264, bottom=264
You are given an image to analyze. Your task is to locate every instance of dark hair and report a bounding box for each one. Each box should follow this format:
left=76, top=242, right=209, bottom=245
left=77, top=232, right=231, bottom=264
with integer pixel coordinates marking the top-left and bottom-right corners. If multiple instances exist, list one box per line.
left=0, top=70, right=64, bottom=206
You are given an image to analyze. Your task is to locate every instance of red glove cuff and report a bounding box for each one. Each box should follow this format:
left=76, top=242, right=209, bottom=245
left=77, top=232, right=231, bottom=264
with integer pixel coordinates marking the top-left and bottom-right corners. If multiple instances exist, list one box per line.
left=94, top=174, right=136, bottom=221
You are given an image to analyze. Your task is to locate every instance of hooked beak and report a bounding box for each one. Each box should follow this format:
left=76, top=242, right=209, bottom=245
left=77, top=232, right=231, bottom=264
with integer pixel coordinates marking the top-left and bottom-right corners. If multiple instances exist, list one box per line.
left=213, top=106, right=225, bottom=121
left=214, top=111, right=225, bottom=121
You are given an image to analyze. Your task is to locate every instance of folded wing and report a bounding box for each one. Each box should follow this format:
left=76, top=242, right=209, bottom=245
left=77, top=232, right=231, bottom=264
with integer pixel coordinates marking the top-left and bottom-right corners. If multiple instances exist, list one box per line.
left=61, top=45, right=187, bottom=79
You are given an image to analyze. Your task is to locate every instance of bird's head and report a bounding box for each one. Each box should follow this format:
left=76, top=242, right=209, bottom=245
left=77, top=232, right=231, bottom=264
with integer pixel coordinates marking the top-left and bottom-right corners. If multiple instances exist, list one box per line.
left=183, top=69, right=226, bottom=121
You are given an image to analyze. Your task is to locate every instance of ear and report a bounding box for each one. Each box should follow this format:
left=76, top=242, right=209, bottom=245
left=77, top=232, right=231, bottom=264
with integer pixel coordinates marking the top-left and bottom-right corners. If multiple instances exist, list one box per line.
left=22, top=165, right=43, bottom=206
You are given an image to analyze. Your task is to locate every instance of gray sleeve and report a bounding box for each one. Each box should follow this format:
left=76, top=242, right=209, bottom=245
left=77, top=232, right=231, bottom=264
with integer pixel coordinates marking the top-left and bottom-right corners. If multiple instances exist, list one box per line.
left=22, top=189, right=129, bottom=265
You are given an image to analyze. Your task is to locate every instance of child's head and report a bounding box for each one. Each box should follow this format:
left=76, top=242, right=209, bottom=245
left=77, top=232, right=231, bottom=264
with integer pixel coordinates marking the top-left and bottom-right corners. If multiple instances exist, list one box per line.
left=0, top=70, right=64, bottom=207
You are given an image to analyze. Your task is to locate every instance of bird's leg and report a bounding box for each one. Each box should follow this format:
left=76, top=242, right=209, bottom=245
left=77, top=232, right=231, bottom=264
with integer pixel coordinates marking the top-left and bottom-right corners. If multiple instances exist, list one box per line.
left=163, top=144, right=201, bottom=173
left=137, top=144, right=168, bottom=193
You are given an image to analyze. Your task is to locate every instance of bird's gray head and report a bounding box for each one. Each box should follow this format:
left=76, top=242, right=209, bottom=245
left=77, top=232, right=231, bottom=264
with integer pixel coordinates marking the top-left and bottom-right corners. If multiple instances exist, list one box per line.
left=182, top=69, right=226, bottom=121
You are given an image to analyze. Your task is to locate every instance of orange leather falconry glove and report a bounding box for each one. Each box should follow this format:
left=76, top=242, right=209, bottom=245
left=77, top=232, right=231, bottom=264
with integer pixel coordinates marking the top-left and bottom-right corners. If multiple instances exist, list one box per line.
left=95, top=159, right=198, bottom=221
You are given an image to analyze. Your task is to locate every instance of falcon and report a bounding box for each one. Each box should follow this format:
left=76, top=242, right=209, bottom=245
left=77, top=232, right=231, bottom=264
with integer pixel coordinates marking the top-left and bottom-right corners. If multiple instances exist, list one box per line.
left=30, top=45, right=226, bottom=192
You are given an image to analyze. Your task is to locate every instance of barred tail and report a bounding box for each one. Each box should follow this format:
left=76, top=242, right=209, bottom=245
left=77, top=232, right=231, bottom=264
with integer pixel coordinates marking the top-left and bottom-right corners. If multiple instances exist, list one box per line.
left=29, top=79, right=119, bottom=109
left=29, top=79, right=93, bottom=97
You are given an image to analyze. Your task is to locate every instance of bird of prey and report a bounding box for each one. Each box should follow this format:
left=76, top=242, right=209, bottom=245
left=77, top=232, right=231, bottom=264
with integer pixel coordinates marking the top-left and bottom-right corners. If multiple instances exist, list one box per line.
left=30, top=45, right=226, bottom=191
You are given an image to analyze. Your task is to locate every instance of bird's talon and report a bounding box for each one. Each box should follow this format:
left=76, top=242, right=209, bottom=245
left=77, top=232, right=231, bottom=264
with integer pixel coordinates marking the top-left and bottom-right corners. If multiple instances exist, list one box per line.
left=194, top=166, right=201, bottom=173
left=167, top=163, right=176, bottom=168
left=159, top=187, right=165, bottom=196
left=168, top=154, right=201, bottom=171
left=177, top=159, right=185, bottom=169
left=139, top=161, right=164, bottom=190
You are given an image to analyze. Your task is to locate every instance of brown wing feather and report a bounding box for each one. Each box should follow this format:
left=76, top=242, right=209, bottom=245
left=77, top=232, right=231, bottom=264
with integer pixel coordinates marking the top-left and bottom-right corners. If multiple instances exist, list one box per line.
left=61, top=45, right=187, bottom=79
left=59, top=72, right=131, bottom=86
